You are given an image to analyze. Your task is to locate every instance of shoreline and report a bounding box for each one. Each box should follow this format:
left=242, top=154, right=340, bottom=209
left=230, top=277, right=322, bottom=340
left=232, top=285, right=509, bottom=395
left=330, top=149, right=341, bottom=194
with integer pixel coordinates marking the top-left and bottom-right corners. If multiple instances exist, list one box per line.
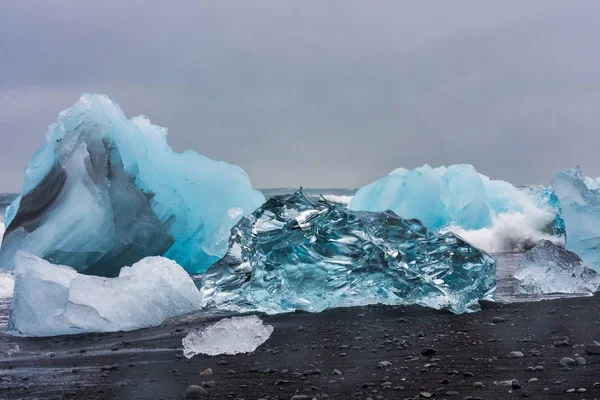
left=1, top=295, right=600, bottom=399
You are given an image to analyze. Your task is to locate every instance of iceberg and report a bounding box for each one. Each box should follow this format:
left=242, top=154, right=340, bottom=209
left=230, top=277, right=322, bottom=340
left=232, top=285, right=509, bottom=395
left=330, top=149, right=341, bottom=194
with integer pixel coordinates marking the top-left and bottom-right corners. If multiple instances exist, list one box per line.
left=201, top=190, right=496, bottom=314
left=552, top=167, right=600, bottom=272
left=0, top=94, right=265, bottom=275
left=9, top=252, right=202, bottom=337
left=350, top=164, right=523, bottom=231
left=182, top=315, right=273, bottom=358
left=350, top=164, right=563, bottom=252
left=514, top=240, right=600, bottom=294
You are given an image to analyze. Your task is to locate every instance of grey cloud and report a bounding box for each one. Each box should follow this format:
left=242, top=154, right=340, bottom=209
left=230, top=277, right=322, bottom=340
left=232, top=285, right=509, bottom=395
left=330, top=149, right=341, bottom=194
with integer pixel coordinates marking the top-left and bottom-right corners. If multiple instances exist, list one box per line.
left=1, top=1, right=599, bottom=191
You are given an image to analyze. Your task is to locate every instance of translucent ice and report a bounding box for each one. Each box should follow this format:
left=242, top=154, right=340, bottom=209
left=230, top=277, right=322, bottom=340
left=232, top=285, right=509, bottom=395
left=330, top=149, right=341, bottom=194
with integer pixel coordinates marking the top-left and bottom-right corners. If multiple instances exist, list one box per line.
left=9, top=252, right=202, bottom=337
left=0, top=94, right=265, bottom=275
left=552, top=167, right=600, bottom=272
left=515, top=240, right=600, bottom=294
left=202, top=190, right=496, bottom=314
left=182, top=315, right=273, bottom=357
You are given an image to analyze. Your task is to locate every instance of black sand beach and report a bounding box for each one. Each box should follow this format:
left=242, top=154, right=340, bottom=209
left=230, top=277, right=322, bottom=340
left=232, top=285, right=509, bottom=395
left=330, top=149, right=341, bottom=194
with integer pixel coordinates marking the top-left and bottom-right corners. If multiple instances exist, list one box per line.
left=1, top=295, right=600, bottom=400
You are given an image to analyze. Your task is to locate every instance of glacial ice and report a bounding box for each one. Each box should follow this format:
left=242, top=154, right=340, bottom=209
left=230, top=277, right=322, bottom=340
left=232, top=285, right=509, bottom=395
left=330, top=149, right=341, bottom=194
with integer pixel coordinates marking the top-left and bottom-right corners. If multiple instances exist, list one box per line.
left=182, top=315, right=273, bottom=357
left=0, top=94, right=265, bottom=275
left=350, top=164, right=521, bottom=230
left=9, top=252, right=202, bottom=336
left=201, top=190, right=496, bottom=314
left=350, top=164, right=564, bottom=252
left=515, top=240, right=600, bottom=294
left=552, top=167, right=600, bottom=272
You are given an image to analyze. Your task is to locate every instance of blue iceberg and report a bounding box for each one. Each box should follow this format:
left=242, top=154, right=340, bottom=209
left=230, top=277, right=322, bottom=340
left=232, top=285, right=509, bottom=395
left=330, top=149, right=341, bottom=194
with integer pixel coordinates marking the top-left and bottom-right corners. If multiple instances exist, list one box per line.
left=350, top=164, right=523, bottom=231
left=350, top=164, right=564, bottom=252
left=552, top=167, right=600, bottom=272
left=201, top=190, right=496, bottom=314
left=0, top=94, right=265, bottom=276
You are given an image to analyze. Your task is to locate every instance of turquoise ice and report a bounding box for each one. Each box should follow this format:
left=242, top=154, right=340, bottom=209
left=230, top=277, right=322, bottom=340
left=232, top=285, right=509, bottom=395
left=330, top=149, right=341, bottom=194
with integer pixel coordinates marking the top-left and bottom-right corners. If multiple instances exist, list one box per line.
left=350, top=164, right=532, bottom=231
left=202, top=190, right=496, bottom=314
left=552, top=167, right=600, bottom=272
left=0, top=94, right=265, bottom=275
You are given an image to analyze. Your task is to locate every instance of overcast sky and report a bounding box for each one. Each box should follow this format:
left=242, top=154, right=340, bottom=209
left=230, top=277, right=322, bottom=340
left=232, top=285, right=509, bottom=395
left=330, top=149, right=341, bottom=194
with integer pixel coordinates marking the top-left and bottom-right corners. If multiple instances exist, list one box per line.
left=1, top=1, right=599, bottom=191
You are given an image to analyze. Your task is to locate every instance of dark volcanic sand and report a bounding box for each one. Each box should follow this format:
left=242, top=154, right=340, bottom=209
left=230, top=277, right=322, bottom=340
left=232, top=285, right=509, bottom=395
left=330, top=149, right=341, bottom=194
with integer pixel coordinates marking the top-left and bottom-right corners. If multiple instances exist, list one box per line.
left=1, top=295, right=600, bottom=400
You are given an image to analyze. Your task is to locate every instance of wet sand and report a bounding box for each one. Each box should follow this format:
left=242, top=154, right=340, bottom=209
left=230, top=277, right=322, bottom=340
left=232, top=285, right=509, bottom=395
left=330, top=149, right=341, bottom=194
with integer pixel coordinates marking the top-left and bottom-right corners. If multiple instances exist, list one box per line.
left=1, top=295, right=600, bottom=399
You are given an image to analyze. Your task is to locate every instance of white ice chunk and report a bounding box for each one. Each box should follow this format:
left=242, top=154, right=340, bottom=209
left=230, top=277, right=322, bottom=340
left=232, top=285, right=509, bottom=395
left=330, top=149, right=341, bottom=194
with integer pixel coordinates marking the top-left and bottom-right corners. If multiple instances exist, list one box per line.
left=9, top=252, right=202, bottom=336
left=515, top=240, right=600, bottom=294
left=182, top=315, right=273, bottom=357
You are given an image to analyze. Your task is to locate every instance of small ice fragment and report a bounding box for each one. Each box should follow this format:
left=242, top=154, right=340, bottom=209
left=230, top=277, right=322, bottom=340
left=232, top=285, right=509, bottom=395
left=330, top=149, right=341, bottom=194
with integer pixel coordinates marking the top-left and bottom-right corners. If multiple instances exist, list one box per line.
left=515, top=240, right=600, bottom=294
left=182, top=315, right=273, bottom=357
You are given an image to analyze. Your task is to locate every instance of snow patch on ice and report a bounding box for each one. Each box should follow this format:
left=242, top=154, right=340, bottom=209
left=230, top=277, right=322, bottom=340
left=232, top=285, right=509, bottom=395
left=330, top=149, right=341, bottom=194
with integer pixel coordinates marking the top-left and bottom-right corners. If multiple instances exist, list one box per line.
left=182, top=315, right=273, bottom=357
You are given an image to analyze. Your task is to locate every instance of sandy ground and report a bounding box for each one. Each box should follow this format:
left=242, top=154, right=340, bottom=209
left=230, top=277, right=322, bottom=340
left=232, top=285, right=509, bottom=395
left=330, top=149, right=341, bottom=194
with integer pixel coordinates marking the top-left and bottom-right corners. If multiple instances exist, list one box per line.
left=1, top=295, right=600, bottom=400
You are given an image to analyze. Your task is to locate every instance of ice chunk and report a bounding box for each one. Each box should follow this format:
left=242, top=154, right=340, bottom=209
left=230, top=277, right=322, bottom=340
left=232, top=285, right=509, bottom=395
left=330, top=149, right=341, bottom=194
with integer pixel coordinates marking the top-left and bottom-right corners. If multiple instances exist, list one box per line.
left=202, top=190, right=496, bottom=314
left=0, top=94, right=265, bottom=275
left=350, top=164, right=552, bottom=231
left=515, top=240, right=600, bottom=294
left=552, top=167, right=600, bottom=272
left=182, top=315, right=273, bottom=357
left=8, top=252, right=202, bottom=336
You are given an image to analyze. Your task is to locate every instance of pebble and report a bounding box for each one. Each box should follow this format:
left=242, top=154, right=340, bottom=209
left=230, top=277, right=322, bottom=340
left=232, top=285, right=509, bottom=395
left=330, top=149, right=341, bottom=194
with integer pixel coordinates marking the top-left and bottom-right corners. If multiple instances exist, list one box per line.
left=421, top=348, right=436, bottom=357
left=200, top=368, right=213, bottom=376
left=473, top=382, right=485, bottom=388
left=185, top=385, right=207, bottom=398
left=290, top=396, right=311, bottom=400
left=332, top=369, right=342, bottom=375
left=492, top=317, right=506, bottom=323
left=507, top=351, right=524, bottom=359
left=528, top=378, right=538, bottom=383
left=585, top=341, right=600, bottom=355
left=575, top=357, right=587, bottom=366
left=559, top=357, right=575, bottom=366
left=378, top=361, right=392, bottom=368
left=419, top=392, right=432, bottom=398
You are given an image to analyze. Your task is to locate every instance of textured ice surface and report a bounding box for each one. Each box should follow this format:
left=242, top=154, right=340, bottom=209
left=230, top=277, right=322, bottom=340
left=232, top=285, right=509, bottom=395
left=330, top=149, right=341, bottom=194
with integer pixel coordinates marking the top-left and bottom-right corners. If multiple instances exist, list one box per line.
left=515, top=240, right=600, bottom=294
left=0, top=94, right=265, bottom=275
left=351, top=164, right=562, bottom=252
left=350, top=164, right=520, bottom=230
left=202, top=190, right=496, bottom=314
left=552, top=167, right=600, bottom=272
left=9, top=252, right=202, bottom=336
left=182, top=315, right=273, bottom=357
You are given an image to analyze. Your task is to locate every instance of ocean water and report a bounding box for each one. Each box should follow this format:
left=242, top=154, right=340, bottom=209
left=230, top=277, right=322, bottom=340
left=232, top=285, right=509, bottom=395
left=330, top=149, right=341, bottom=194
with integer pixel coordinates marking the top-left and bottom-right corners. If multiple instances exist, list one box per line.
left=0, top=188, right=578, bottom=335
